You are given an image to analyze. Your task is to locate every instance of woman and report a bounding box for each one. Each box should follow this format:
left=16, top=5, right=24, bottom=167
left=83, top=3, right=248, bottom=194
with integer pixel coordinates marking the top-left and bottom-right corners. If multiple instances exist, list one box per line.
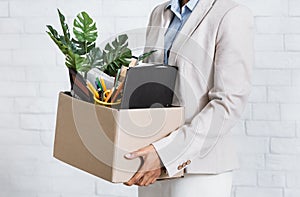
left=125, top=0, right=254, bottom=196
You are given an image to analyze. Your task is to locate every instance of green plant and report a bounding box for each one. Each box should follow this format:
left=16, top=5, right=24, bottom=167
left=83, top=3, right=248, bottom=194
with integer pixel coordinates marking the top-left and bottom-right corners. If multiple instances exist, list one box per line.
left=46, top=9, right=156, bottom=77
left=47, top=9, right=92, bottom=73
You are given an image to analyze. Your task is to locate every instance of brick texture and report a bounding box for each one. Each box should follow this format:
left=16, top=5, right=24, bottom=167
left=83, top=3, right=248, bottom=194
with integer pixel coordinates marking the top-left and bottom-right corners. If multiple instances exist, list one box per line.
left=0, top=0, right=299, bottom=197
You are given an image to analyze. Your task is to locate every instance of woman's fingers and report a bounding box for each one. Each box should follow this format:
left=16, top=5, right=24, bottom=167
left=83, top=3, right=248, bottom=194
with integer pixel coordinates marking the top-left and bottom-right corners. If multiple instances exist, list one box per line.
left=144, top=172, right=159, bottom=186
left=124, top=171, right=143, bottom=186
left=124, top=145, right=162, bottom=186
left=135, top=169, right=161, bottom=186
left=137, top=171, right=153, bottom=186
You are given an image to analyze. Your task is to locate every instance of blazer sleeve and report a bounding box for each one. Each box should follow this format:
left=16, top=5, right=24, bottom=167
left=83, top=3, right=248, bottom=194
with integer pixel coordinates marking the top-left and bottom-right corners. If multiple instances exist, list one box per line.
left=152, top=5, right=254, bottom=177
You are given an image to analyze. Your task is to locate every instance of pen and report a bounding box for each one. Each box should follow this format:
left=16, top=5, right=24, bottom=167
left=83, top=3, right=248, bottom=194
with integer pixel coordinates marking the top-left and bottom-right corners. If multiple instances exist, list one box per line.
left=95, top=81, right=99, bottom=89
left=96, top=77, right=103, bottom=91
left=100, top=77, right=107, bottom=92
left=87, top=80, right=99, bottom=99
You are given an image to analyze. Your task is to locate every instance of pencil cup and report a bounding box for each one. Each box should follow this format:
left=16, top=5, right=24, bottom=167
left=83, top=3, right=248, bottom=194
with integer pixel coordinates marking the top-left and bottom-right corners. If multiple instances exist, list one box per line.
left=94, top=96, right=121, bottom=108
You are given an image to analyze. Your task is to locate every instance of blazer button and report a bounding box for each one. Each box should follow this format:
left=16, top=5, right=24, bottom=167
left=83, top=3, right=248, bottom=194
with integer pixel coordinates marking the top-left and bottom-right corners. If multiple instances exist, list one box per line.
left=186, top=160, right=191, bottom=165
left=177, top=165, right=183, bottom=170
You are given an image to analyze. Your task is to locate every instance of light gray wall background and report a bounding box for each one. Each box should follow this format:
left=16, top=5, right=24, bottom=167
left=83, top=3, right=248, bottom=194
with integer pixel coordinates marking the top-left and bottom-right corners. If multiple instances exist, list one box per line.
left=0, top=0, right=299, bottom=196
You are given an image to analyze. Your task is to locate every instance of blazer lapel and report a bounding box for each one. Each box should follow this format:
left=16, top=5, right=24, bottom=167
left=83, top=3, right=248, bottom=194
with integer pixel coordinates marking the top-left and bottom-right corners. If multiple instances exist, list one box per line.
left=162, top=6, right=174, bottom=34
left=145, top=3, right=173, bottom=63
left=168, top=0, right=217, bottom=66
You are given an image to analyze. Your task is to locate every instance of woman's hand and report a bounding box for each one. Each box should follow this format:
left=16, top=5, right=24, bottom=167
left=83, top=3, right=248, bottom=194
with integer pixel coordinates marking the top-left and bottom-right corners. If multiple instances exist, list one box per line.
left=124, top=145, right=162, bottom=186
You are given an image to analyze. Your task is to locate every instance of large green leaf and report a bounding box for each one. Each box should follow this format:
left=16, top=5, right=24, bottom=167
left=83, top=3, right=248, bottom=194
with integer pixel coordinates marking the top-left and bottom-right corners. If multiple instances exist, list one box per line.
left=73, top=11, right=97, bottom=43
left=73, top=12, right=98, bottom=55
left=46, top=24, right=80, bottom=70
left=71, top=38, right=95, bottom=56
left=102, top=34, right=132, bottom=76
left=47, top=10, right=79, bottom=57
left=46, top=10, right=157, bottom=79
left=84, top=47, right=104, bottom=70
left=46, top=25, right=69, bottom=55
left=57, top=9, right=71, bottom=46
left=65, top=51, right=85, bottom=71
left=118, top=34, right=128, bottom=45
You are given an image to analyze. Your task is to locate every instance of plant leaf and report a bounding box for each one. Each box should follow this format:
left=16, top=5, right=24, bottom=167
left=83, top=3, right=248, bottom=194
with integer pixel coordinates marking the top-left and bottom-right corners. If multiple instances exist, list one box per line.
left=102, top=34, right=132, bottom=76
left=104, top=43, right=113, bottom=52
left=85, top=47, right=104, bottom=69
left=71, top=38, right=95, bottom=55
left=46, top=25, right=69, bottom=55
left=65, top=51, right=85, bottom=71
left=57, top=9, right=71, bottom=46
left=112, top=38, right=118, bottom=48
left=73, top=11, right=98, bottom=43
left=118, top=34, right=128, bottom=45
left=138, top=50, right=157, bottom=61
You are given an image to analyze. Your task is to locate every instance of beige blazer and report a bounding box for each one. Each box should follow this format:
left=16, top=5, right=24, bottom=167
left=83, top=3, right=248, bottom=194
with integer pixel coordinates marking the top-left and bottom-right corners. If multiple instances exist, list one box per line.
left=143, top=0, right=254, bottom=177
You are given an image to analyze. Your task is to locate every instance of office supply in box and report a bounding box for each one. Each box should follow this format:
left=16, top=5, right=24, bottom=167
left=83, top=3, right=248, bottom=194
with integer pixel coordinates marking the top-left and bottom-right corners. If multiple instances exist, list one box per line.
left=88, top=64, right=178, bottom=109
left=87, top=68, right=114, bottom=90
left=54, top=92, right=185, bottom=183
left=69, top=68, right=94, bottom=103
left=120, top=64, right=178, bottom=109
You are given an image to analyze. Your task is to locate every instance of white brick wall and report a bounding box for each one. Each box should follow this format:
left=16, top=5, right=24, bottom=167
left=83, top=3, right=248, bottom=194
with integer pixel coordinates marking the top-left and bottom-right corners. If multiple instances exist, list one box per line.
left=0, top=0, right=299, bottom=196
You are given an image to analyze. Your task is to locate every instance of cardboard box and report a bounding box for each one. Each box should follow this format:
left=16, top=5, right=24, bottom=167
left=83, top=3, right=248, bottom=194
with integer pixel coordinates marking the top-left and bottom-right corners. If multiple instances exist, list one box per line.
left=54, top=92, right=185, bottom=183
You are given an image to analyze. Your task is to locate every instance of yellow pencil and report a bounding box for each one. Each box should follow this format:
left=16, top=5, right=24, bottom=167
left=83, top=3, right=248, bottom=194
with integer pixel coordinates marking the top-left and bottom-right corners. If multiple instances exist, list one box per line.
left=86, top=80, right=99, bottom=99
left=100, top=77, right=107, bottom=92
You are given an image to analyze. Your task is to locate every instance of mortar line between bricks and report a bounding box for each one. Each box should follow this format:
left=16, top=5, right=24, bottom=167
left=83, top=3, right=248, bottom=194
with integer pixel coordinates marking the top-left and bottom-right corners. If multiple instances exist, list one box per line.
left=266, top=86, right=269, bottom=103
left=294, top=121, right=297, bottom=137
left=253, top=67, right=300, bottom=71
left=283, top=34, right=286, bottom=51
left=8, top=0, right=10, bottom=18
left=256, top=170, right=259, bottom=186
left=1, top=1, right=300, bottom=196
left=269, top=136, right=274, bottom=154
left=279, top=103, right=282, bottom=121
left=263, top=153, right=266, bottom=170
left=283, top=171, right=287, bottom=190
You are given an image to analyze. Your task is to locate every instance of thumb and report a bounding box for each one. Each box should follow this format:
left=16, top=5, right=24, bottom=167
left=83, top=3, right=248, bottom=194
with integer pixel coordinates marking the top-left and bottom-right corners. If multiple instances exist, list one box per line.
left=124, top=149, right=145, bottom=160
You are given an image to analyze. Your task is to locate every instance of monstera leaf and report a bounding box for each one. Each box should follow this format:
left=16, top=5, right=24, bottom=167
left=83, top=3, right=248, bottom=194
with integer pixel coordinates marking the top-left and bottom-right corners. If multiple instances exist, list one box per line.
left=73, top=11, right=97, bottom=55
left=101, top=34, right=132, bottom=76
left=46, top=10, right=157, bottom=79
left=47, top=10, right=93, bottom=71
left=78, top=47, right=104, bottom=75
left=100, top=34, right=158, bottom=76
left=86, top=47, right=104, bottom=68
left=72, top=38, right=95, bottom=56
left=65, top=51, right=85, bottom=71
